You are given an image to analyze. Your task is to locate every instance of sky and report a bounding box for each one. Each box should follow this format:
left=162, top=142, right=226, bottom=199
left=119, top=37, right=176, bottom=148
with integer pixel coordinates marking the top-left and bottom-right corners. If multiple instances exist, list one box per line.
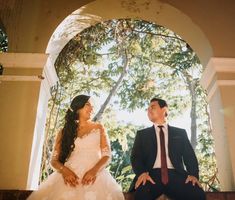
left=91, top=95, right=192, bottom=137
left=116, top=108, right=191, bottom=136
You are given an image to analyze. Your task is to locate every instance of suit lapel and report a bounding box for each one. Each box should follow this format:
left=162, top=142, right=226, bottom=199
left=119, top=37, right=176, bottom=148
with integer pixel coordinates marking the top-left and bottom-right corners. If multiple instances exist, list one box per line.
left=168, top=125, right=174, bottom=158
left=149, top=125, right=157, bottom=159
left=150, top=125, right=157, bottom=145
left=168, top=124, right=172, bottom=144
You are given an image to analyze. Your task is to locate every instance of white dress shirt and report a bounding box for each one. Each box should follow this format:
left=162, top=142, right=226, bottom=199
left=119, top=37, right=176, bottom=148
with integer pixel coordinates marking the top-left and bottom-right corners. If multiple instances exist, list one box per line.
left=153, top=123, right=174, bottom=169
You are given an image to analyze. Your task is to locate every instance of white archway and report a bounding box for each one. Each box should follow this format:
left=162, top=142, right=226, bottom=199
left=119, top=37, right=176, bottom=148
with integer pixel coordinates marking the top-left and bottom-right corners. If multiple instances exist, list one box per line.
left=28, top=0, right=214, bottom=189
left=46, top=0, right=212, bottom=69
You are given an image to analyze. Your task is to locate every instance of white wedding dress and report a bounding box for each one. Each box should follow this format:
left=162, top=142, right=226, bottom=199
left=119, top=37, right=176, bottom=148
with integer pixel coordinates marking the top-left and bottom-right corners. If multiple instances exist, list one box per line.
left=27, top=129, right=125, bottom=200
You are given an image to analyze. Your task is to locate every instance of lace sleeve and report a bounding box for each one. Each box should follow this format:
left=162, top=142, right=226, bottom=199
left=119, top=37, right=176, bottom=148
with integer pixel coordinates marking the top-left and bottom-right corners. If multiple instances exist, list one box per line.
left=100, top=125, right=112, bottom=162
left=51, top=149, right=59, bottom=161
left=50, top=130, right=63, bottom=169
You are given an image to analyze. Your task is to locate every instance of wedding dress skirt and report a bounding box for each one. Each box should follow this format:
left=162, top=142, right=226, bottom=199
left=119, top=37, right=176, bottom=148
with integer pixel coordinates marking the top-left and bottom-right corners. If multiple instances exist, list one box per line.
left=27, top=129, right=125, bottom=200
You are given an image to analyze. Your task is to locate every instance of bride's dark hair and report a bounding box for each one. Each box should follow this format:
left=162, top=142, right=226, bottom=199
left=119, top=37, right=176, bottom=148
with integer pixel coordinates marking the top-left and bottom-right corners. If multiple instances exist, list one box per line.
left=59, top=94, right=90, bottom=163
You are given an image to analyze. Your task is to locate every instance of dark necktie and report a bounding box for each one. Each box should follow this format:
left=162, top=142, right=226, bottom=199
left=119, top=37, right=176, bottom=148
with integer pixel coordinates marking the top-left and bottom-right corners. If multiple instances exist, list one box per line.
left=158, top=125, right=169, bottom=185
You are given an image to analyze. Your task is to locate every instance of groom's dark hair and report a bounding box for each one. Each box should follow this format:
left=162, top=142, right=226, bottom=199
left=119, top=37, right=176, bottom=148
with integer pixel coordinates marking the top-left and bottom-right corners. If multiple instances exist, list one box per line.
left=150, top=98, right=168, bottom=117
left=150, top=98, right=168, bottom=108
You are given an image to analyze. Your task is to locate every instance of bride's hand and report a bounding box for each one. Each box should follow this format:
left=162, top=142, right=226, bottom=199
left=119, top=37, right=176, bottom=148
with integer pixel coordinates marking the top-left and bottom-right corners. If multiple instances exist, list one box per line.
left=61, top=166, right=79, bottom=187
left=82, top=168, right=97, bottom=185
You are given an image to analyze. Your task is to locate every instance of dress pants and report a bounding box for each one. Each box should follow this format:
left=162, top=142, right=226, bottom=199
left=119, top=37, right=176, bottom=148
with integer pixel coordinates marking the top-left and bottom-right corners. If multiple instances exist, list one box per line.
left=134, top=169, right=206, bottom=200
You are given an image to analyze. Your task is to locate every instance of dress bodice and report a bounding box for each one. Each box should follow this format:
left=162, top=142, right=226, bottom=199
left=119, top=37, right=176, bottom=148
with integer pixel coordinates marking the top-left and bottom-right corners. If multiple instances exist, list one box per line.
left=73, top=129, right=101, bottom=153
left=65, top=129, right=102, bottom=171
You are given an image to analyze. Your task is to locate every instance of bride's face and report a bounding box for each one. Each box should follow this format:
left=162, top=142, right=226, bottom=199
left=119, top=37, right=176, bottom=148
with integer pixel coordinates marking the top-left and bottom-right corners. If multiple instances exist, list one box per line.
left=78, top=99, right=94, bottom=120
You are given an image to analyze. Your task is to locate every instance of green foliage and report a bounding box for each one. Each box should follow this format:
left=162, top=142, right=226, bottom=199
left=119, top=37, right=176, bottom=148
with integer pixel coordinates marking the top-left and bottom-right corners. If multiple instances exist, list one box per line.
left=40, top=19, right=219, bottom=191
left=0, top=29, right=8, bottom=52
left=195, top=87, right=220, bottom=191
left=100, top=109, right=141, bottom=191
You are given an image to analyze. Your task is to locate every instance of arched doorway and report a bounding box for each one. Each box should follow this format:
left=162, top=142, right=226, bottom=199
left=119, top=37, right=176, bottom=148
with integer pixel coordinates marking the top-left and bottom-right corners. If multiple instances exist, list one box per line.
left=28, top=0, right=216, bottom=190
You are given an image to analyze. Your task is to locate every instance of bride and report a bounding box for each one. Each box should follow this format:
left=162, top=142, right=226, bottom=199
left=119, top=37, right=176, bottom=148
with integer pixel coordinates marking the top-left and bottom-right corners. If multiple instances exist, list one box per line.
left=27, top=94, right=125, bottom=200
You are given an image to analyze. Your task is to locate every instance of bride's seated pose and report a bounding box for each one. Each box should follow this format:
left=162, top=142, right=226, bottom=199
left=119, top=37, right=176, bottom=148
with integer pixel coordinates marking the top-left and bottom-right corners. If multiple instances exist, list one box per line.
left=27, top=94, right=125, bottom=200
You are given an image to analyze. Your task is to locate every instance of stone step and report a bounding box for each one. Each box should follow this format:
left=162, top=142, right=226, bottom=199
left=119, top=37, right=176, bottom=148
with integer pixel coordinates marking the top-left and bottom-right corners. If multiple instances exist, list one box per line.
left=124, top=192, right=235, bottom=200
left=0, top=190, right=235, bottom=200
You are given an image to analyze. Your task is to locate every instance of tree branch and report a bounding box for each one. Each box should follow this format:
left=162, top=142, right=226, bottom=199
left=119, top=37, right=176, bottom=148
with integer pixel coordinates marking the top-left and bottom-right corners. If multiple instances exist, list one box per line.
left=93, top=49, right=129, bottom=121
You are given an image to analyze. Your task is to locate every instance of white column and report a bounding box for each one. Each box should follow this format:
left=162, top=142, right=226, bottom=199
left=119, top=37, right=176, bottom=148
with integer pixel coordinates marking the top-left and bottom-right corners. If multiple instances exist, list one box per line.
left=200, top=57, right=235, bottom=190
left=0, top=53, right=58, bottom=189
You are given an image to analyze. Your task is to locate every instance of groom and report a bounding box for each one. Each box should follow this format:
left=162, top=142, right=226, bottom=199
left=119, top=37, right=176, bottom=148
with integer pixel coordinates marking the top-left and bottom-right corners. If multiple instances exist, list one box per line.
left=129, top=98, right=206, bottom=200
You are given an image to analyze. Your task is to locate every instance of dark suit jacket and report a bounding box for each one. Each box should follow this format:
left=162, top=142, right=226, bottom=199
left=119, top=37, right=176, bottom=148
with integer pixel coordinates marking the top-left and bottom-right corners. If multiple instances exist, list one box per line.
left=129, top=125, right=199, bottom=192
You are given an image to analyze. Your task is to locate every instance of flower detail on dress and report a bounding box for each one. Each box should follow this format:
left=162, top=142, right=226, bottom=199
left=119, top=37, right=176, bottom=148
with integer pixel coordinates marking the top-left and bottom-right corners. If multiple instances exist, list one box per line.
left=106, top=193, right=113, bottom=200
left=85, top=191, right=97, bottom=200
left=58, top=190, right=78, bottom=199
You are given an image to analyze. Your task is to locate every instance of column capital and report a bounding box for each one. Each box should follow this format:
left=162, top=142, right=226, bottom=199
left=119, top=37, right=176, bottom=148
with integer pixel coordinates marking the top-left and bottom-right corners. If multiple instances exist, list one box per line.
left=200, top=57, right=235, bottom=100
left=0, top=53, right=48, bottom=68
left=0, top=53, right=58, bottom=92
left=201, top=57, right=235, bottom=90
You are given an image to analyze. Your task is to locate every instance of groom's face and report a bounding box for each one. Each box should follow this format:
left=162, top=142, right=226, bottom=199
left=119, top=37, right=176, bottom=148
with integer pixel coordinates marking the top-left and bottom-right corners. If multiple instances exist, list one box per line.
left=147, top=101, right=166, bottom=122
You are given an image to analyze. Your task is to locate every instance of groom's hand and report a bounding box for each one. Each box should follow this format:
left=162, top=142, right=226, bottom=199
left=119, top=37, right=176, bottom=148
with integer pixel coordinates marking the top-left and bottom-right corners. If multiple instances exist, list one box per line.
left=185, top=175, right=202, bottom=188
left=135, top=172, right=155, bottom=189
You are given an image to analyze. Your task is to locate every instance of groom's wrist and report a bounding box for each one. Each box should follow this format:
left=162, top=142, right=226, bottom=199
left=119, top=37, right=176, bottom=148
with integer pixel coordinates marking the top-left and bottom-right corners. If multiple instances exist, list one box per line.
left=138, top=171, right=148, bottom=177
